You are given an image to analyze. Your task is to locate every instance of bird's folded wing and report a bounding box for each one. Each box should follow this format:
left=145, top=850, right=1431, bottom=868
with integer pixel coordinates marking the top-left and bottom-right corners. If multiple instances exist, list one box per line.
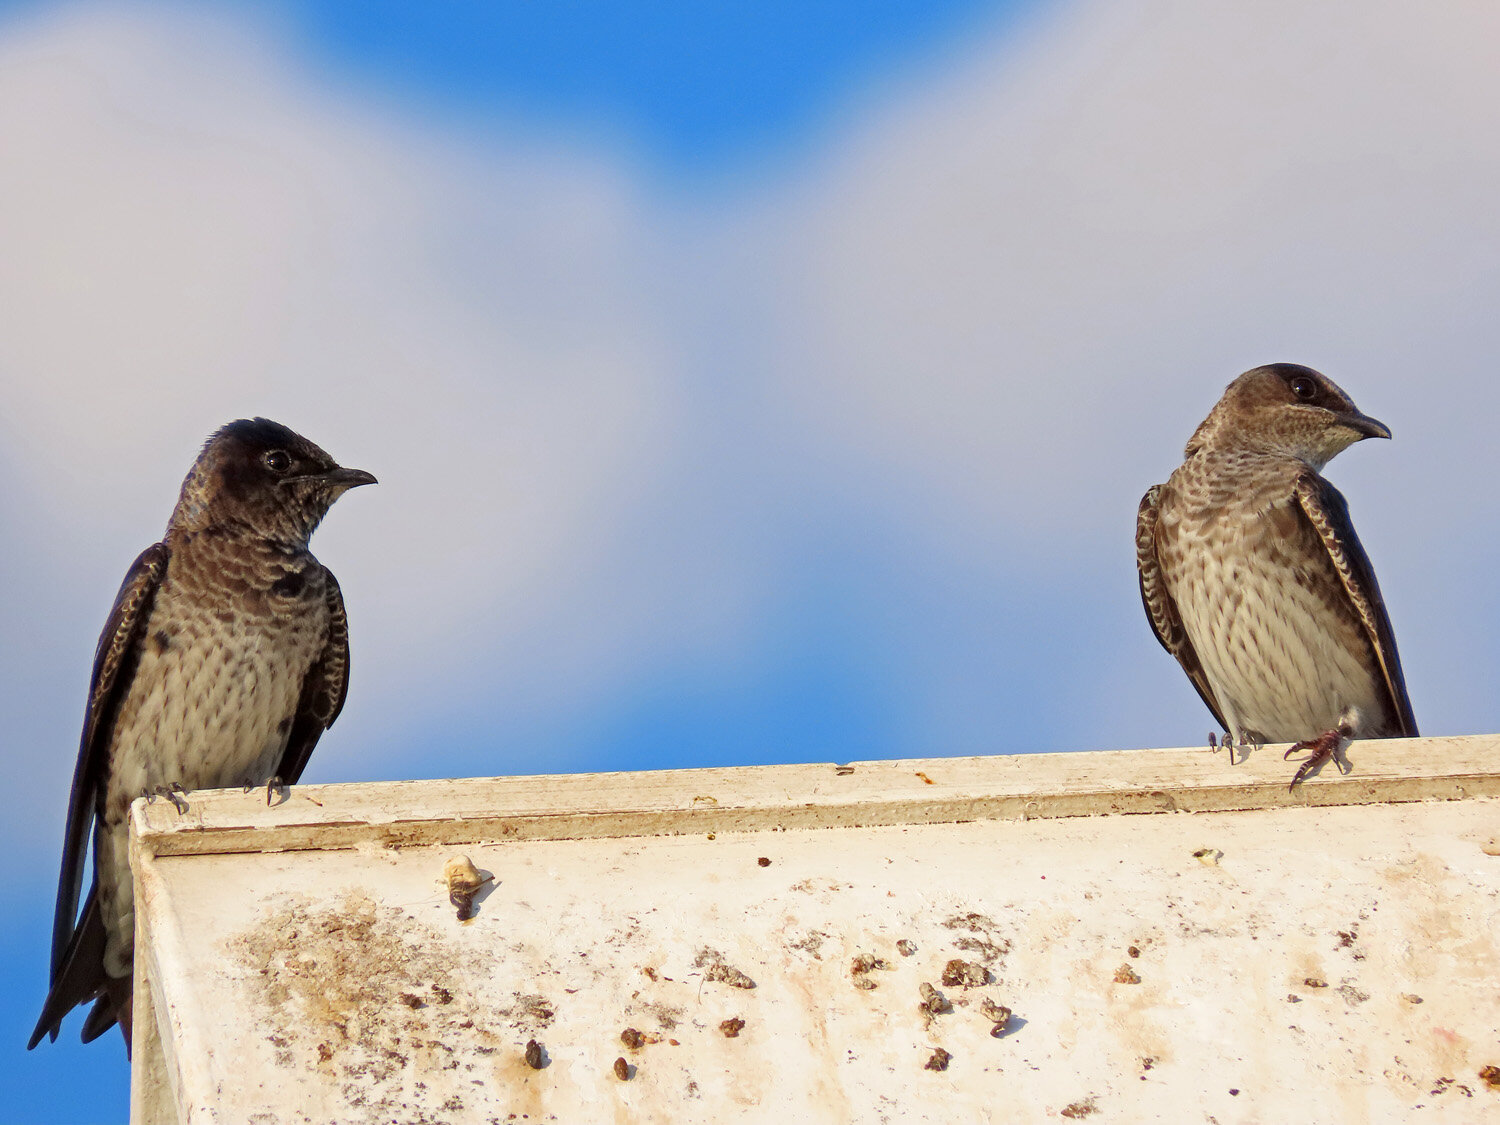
left=49, top=542, right=169, bottom=975
left=1294, top=474, right=1417, bottom=737
left=275, top=566, right=351, bottom=786
left=33, top=542, right=168, bottom=1048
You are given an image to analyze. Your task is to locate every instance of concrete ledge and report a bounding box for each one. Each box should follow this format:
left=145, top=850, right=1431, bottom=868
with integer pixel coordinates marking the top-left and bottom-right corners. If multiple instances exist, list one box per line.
left=132, top=733, right=1500, bottom=858
left=128, top=736, right=1500, bottom=1123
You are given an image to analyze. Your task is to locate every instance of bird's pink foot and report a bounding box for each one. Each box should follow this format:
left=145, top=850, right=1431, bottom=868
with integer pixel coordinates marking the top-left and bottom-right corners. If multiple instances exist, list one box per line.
left=1284, top=724, right=1354, bottom=789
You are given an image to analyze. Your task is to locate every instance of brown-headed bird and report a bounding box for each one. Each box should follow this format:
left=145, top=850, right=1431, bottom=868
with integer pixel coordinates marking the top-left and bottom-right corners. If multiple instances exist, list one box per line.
left=29, top=419, right=374, bottom=1054
left=1136, top=364, right=1415, bottom=787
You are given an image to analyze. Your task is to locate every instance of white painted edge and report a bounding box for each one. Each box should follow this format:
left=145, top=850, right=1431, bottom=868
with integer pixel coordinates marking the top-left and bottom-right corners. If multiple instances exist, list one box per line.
left=131, top=832, right=222, bottom=1124
left=129, top=734, right=1500, bottom=859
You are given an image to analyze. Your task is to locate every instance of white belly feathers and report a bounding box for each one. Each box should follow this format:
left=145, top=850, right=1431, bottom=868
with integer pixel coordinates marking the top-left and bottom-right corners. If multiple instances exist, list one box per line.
left=1170, top=507, right=1384, bottom=743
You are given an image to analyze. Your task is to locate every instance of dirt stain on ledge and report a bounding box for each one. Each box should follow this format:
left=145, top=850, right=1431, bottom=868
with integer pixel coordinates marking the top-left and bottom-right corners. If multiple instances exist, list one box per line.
left=229, top=891, right=513, bottom=1119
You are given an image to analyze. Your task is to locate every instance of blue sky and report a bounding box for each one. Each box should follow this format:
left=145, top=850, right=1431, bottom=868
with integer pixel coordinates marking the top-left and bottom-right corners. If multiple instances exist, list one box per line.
left=259, top=0, right=1030, bottom=170
left=4, top=0, right=1500, bottom=1119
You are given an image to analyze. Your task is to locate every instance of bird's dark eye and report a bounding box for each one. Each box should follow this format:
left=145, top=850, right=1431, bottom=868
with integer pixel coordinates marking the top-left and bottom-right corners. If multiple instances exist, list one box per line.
left=264, top=450, right=292, bottom=474
left=1289, top=375, right=1317, bottom=401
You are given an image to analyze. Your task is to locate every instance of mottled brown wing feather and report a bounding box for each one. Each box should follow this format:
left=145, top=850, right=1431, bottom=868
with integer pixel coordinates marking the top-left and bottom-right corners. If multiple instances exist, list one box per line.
left=1294, top=474, right=1418, bottom=737
left=1136, top=486, right=1229, bottom=731
left=275, top=566, right=350, bottom=785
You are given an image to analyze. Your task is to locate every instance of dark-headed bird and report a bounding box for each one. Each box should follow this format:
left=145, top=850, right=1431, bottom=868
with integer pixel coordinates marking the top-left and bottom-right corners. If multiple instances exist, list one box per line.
left=1136, top=364, right=1415, bottom=787
left=30, top=419, right=375, bottom=1054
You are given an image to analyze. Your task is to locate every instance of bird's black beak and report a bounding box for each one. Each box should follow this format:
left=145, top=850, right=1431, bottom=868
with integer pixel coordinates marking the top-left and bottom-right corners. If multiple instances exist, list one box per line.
left=324, top=466, right=378, bottom=490
left=1341, top=411, right=1392, bottom=441
left=280, top=466, right=376, bottom=493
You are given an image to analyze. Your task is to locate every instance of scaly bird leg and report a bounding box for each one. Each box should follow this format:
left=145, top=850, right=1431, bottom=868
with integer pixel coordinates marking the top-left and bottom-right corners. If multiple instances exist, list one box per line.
left=1284, top=723, right=1355, bottom=790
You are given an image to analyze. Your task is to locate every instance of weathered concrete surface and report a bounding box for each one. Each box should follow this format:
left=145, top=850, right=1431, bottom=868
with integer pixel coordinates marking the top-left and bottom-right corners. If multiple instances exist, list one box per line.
left=130, top=737, right=1500, bottom=1123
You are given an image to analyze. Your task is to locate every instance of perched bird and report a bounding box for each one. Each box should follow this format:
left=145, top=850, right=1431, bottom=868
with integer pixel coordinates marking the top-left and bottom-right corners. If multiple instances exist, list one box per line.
left=1136, top=364, right=1416, bottom=787
left=29, top=419, right=374, bottom=1053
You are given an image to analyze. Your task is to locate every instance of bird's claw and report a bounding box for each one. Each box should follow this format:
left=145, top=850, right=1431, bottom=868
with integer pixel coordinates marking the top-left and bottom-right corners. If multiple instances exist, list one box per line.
left=1285, top=747, right=1327, bottom=790
left=145, top=782, right=190, bottom=815
left=1210, top=731, right=1244, bottom=765
left=243, top=776, right=288, bottom=805
left=1284, top=725, right=1354, bottom=790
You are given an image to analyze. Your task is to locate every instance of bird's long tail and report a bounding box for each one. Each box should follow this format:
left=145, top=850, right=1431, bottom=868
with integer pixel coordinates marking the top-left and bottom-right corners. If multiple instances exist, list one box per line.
left=28, top=890, right=129, bottom=1055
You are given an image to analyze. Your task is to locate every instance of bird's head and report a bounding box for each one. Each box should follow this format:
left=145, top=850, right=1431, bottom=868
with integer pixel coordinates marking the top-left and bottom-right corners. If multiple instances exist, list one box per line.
left=171, top=418, right=376, bottom=542
left=1185, top=363, right=1390, bottom=470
